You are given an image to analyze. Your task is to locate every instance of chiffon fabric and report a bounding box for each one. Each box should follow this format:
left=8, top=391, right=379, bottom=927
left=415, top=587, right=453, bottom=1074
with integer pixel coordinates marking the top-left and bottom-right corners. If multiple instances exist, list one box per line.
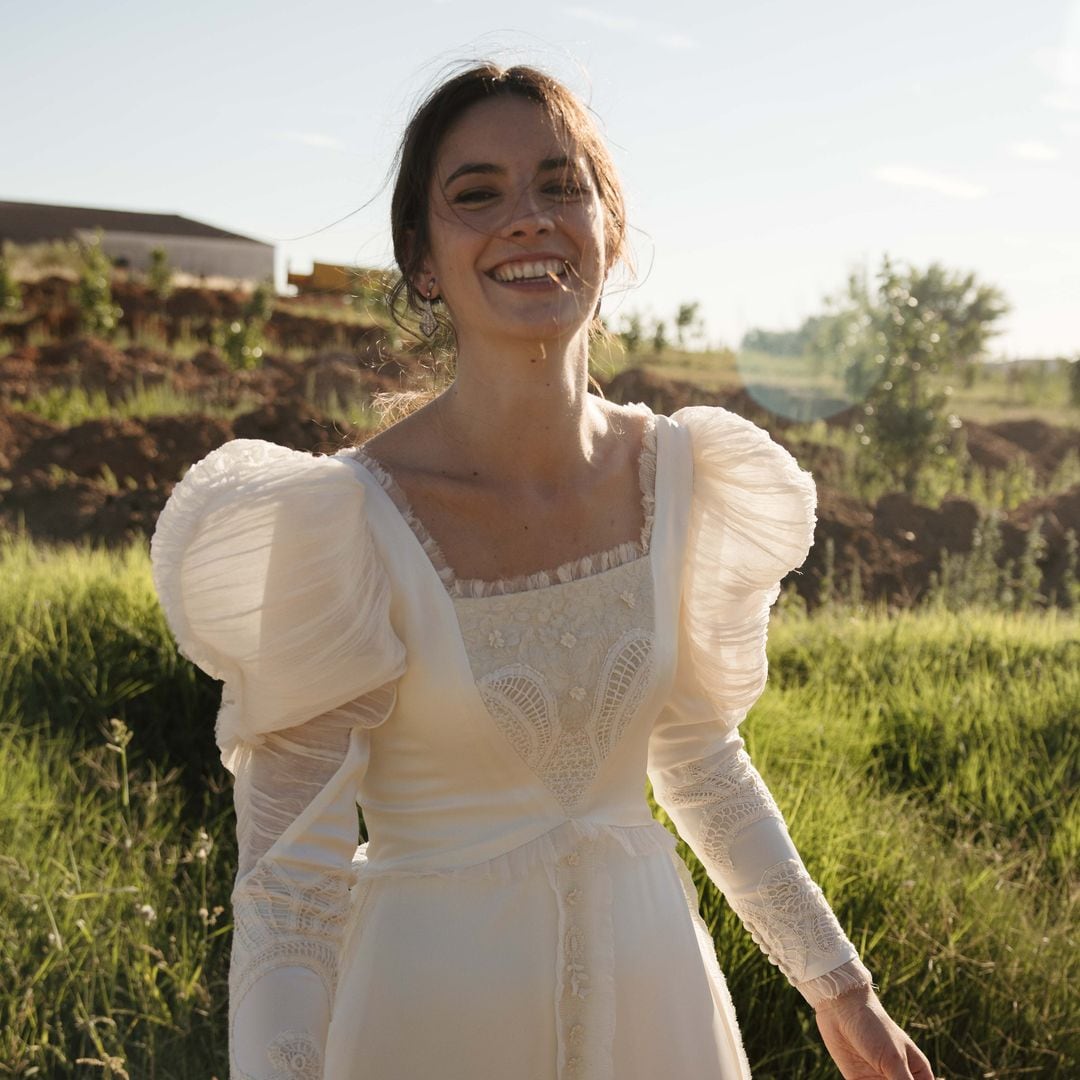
left=150, top=401, right=873, bottom=1079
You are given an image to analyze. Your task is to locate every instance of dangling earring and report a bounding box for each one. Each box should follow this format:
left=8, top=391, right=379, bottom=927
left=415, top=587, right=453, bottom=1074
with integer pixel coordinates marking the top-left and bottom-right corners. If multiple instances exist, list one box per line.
left=419, top=279, right=438, bottom=338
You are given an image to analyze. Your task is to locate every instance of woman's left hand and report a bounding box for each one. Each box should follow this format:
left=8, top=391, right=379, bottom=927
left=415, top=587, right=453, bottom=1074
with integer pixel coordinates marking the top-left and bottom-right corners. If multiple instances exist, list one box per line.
left=814, top=985, right=935, bottom=1080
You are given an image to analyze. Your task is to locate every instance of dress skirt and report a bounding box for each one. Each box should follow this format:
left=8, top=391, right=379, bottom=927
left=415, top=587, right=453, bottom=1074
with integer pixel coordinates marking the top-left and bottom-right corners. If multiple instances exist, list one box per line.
left=325, top=825, right=750, bottom=1079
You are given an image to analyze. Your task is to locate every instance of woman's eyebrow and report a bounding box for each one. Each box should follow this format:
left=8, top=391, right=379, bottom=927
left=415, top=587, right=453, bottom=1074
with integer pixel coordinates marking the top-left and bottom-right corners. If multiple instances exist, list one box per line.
left=442, top=155, right=572, bottom=187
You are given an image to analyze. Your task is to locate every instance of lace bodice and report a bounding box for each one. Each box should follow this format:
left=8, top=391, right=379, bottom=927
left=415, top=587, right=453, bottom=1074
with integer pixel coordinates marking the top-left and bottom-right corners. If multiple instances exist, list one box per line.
left=457, top=558, right=655, bottom=815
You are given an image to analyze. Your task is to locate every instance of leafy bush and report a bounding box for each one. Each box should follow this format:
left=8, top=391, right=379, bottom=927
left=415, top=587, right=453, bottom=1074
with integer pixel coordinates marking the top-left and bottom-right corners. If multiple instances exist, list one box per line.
left=810, top=256, right=1010, bottom=494
left=75, top=231, right=123, bottom=339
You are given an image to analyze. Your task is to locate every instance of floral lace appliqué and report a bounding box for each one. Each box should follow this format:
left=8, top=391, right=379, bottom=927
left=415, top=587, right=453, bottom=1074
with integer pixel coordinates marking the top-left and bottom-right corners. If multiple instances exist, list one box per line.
left=266, top=1031, right=322, bottom=1080
left=726, top=859, right=849, bottom=981
left=656, top=747, right=783, bottom=872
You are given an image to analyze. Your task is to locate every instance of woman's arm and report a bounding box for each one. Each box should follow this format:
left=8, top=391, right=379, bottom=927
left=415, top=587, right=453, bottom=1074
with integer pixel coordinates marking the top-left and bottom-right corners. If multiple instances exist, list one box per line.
left=650, top=725, right=873, bottom=1006
left=649, top=726, right=934, bottom=1078
left=226, top=687, right=393, bottom=1080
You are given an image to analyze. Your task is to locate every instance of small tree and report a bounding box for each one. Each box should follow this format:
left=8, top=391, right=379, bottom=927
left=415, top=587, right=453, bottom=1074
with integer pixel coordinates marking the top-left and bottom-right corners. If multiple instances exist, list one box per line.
left=619, top=311, right=643, bottom=354
left=244, top=280, right=275, bottom=323
left=147, top=247, right=173, bottom=300
left=213, top=281, right=275, bottom=371
left=675, top=301, right=703, bottom=348
left=75, top=230, right=123, bottom=338
left=1067, top=355, right=1080, bottom=408
left=0, top=252, right=22, bottom=315
left=652, top=319, right=668, bottom=355
left=812, top=255, right=1009, bottom=494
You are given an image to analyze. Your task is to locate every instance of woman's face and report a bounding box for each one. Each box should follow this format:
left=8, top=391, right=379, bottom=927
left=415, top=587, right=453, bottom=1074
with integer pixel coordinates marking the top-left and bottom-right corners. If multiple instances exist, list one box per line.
left=418, top=95, right=609, bottom=348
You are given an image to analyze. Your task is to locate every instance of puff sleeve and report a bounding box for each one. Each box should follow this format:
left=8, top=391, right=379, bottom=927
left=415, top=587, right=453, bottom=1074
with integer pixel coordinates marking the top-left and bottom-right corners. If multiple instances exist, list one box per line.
left=648, top=407, right=874, bottom=1008
left=150, top=438, right=408, bottom=1079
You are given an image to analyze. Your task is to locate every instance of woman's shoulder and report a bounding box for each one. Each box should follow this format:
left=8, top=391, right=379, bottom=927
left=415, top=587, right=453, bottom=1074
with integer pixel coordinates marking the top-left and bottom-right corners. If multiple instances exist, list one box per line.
left=149, top=437, right=405, bottom=755
left=149, top=436, right=407, bottom=765
left=669, top=404, right=818, bottom=594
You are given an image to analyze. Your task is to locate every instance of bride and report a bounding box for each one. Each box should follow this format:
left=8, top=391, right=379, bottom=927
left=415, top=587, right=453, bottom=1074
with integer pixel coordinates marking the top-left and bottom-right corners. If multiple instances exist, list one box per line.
left=151, top=61, right=935, bottom=1079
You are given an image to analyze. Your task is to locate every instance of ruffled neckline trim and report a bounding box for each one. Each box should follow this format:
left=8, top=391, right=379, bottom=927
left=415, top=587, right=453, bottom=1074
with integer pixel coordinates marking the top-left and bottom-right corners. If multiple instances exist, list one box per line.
left=350, top=401, right=658, bottom=598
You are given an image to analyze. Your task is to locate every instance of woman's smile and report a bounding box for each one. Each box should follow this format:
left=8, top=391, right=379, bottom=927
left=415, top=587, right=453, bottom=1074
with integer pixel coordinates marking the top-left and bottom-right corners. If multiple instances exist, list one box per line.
left=487, top=256, right=570, bottom=286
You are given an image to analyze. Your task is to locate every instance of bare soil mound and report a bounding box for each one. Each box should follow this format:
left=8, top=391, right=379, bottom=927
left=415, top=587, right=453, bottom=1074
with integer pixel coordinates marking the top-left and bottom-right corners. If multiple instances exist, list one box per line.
left=1, top=327, right=1076, bottom=608
left=987, top=419, right=1080, bottom=479
left=961, top=421, right=1029, bottom=473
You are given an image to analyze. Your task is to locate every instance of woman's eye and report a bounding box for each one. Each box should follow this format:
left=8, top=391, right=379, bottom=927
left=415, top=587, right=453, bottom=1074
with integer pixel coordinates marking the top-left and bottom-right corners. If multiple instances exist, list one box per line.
left=546, top=180, right=588, bottom=198
left=453, top=189, right=495, bottom=205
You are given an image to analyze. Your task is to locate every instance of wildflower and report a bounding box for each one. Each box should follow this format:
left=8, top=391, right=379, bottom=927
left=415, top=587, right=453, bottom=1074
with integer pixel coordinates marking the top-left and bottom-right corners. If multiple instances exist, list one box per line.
left=193, top=828, right=213, bottom=862
left=74, top=1057, right=129, bottom=1079
left=106, top=717, right=133, bottom=750
left=136, top=903, right=156, bottom=924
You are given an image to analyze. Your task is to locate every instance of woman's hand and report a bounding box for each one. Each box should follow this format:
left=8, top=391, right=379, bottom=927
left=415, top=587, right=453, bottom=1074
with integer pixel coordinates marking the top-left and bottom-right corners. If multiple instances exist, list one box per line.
left=814, top=984, right=935, bottom=1080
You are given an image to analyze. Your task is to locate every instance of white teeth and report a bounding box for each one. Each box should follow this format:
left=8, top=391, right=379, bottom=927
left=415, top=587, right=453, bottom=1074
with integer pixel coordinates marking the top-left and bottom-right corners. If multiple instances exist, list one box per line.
left=492, top=258, right=567, bottom=282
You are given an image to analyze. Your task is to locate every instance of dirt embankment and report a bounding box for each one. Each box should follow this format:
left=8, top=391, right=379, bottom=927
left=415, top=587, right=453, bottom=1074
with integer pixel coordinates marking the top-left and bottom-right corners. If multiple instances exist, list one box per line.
left=604, top=367, right=1080, bottom=608
left=1, top=338, right=1077, bottom=609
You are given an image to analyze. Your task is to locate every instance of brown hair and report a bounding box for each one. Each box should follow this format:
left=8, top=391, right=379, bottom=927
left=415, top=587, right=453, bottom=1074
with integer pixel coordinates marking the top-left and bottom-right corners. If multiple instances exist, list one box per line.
left=369, top=63, right=629, bottom=431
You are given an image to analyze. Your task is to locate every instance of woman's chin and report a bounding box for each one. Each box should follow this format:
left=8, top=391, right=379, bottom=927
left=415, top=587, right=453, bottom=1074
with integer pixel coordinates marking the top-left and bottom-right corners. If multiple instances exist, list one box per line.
left=484, top=303, right=596, bottom=344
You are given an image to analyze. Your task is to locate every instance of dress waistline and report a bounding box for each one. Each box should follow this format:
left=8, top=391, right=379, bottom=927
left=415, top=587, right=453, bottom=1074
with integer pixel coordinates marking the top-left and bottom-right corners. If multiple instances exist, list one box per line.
left=349, top=817, right=678, bottom=886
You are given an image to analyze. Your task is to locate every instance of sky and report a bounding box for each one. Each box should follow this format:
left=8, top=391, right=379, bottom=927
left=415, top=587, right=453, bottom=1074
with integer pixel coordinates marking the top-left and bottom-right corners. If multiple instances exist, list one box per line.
left=2, top=0, right=1077, bottom=358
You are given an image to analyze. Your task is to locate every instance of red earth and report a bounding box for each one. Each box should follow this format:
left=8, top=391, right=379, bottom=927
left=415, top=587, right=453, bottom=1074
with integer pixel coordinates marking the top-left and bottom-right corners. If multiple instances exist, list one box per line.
left=2, top=319, right=1078, bottom=611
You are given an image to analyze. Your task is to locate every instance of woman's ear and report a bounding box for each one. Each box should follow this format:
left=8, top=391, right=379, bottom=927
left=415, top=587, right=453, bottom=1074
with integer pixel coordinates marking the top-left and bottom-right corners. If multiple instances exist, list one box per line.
left=412, top=270, right=439, bottom=302
left=403, top=229, right=438, bottom=300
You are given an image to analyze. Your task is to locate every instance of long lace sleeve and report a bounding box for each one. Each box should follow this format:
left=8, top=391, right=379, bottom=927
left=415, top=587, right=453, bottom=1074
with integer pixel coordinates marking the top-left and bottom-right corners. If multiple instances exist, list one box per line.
left=149, top=438, right=408, bottom=1074
left=649, top=720, right=874, bottom=1008
left=652, top=406, right=875, bottom=1008
left=227, top=688, right=396, bottom=1079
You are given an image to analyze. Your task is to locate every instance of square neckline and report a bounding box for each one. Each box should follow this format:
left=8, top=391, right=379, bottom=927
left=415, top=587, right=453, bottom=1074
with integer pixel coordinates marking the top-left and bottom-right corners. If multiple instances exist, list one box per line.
left=343, top=402, right=659, bottom=599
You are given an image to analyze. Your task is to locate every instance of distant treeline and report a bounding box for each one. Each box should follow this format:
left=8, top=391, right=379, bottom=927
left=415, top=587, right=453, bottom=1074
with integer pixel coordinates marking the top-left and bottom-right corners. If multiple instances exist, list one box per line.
left=740, top=316, right=827, bottom=356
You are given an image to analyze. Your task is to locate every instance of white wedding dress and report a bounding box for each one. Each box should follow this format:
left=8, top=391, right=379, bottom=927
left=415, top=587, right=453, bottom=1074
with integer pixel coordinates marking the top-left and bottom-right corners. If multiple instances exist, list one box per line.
left=150, top=401, right=873, bottom=1079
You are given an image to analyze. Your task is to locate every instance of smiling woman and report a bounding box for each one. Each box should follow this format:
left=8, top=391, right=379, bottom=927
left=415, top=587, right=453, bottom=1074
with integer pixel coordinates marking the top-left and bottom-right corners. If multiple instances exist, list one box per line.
left=386, top=63, right=629, bottom=358
left=150, top=61, right=936, bottom=1080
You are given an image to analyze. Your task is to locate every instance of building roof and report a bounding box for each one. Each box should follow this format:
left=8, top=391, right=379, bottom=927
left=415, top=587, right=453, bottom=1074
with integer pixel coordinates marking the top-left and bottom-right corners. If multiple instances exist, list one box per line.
left=0, top=199, right=272, bottom=248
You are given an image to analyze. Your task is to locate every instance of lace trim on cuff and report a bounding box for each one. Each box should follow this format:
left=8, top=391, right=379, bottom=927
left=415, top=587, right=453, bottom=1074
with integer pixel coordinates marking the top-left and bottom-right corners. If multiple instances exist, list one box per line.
left=725, top=857, right=859, bottom=986
left=796, top=956, right=877, bottom=1010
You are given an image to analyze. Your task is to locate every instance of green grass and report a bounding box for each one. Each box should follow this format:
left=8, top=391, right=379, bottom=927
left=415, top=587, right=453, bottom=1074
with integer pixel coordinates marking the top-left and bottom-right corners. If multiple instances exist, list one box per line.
left=1, top=535, right=1076, bottom=1076
left=6, top=379, right=260, bottom=426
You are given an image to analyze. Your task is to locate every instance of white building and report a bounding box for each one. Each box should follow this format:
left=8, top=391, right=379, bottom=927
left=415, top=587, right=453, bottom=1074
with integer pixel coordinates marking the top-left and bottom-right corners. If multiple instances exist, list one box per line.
left=0, top=199, right=274, bottom=282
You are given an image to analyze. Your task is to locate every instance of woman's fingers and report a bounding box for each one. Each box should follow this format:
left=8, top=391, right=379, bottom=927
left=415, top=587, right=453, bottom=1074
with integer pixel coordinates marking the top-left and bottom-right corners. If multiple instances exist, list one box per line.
left=905, top=1039, right=935, bottom=1080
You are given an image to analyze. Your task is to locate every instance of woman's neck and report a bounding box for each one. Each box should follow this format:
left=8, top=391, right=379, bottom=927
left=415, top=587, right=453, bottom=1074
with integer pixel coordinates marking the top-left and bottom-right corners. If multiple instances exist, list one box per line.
left=430, top=328, right=617, bottom=494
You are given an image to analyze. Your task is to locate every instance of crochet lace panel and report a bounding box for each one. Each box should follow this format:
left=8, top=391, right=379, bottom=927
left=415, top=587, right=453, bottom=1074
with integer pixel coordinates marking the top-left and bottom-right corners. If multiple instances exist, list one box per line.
left=657, top=746, right=784, bottom=874
left=455, top=556, right=656, bottom=815
left=229, top=857, right=348, bottom=1071
left=350, top=401, right=657, bottom=598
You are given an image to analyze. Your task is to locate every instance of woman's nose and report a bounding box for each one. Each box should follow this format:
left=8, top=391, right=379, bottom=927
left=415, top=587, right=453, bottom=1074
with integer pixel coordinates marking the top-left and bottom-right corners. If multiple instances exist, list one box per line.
left=502, top=189, right=555, bottom=238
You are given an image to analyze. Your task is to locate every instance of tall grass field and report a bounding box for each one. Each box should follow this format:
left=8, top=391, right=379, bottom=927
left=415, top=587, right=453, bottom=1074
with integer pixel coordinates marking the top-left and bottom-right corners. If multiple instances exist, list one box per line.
left=1, top=533, right=1076, bottom=1078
